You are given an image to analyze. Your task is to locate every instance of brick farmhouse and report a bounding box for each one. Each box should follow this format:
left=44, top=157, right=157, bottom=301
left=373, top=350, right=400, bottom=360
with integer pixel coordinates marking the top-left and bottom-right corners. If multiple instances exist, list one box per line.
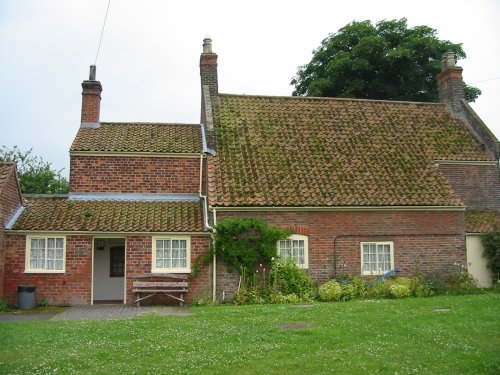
left=1, top=39, right=499, bottom=305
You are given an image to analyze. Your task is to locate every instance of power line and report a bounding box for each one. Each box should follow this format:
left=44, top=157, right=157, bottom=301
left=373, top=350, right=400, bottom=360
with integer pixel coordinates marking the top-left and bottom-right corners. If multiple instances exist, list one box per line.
left=94, top=0, right=112, bottom=66
left=470, top=76, right=500, bottom=84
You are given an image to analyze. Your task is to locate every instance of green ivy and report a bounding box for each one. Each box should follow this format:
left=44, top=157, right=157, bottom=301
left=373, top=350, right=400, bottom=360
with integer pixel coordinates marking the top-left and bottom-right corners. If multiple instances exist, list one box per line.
left=213, top=218, right=290, bottom=274
left=481, top=230, right=500, bottom=281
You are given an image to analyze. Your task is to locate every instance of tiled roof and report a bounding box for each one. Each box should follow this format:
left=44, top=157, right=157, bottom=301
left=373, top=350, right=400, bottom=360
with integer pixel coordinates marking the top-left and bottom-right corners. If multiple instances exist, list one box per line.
left=0, top=162, right=16, bottom=193
left=465, top=210, right=500, bottom=233
left=11, top=197, right=205, bottom=232
left=209, top=95, right=491, bottom=207
left=71, top=123, right=202, bottom=153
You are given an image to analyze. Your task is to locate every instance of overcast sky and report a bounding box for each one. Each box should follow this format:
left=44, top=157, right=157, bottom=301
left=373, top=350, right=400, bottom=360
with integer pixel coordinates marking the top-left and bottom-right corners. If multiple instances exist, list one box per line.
left=1, top=0, right=499, bottom=177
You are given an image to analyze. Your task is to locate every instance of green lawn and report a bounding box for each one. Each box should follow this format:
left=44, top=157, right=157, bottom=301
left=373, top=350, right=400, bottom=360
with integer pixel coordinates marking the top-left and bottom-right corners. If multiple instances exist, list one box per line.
left=1, top=294, right=499, bottom=375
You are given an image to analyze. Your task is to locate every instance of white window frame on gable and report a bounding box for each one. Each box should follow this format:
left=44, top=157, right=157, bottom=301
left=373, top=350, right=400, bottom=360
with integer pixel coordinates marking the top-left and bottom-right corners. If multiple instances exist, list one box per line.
left=361, top=241, right=394, bottom=276
left=278, top=234, right=309, bottom=269
left=152, top=236, right=191, bottom=273
left=25, top=235, right=66, bottom=273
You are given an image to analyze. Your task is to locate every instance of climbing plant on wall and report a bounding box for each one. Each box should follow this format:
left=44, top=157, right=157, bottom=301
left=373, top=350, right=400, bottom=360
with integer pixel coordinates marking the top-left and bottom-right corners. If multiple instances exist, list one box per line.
left=213, top=218, right=290, bottom=274
left=482, top=230, right=500, bottom=283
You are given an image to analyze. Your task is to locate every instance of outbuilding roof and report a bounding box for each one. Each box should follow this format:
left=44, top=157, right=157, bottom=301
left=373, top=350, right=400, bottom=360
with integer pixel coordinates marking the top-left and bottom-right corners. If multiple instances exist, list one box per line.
left=71, top=122, right=202, bottom=154
left=209, top=94, right=491, bottom=207
left=465, top=210, right=500, bottom=233
left=11, top=197, right=205, bottom=233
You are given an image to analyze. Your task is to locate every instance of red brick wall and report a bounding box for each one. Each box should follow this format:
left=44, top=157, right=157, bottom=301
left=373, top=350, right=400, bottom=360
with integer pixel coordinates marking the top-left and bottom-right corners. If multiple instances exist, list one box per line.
left=214, top=210, right=465, bottom=300
left=3, top=235, right=93, bottom=306
left=439, top=163, right=500, bottom=211
left=70, top=155, right=200, bottom=193
left=0, top=169, right=22, bottom=300
left=3, top=234, right=210, bottom=306
left=125, top=235, right=211, bottom=305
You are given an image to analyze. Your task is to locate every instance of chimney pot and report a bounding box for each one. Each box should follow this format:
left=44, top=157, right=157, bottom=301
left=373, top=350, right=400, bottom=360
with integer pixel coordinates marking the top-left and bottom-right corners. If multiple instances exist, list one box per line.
left=441, top=51, right=456, bottom=71
left=203, top=37, right=213, bottom=53
left=89, top=65, right=97, bottom=80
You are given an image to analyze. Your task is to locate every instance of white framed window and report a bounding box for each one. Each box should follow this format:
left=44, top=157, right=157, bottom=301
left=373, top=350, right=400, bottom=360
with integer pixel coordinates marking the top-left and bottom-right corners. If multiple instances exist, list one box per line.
left=152, top=236, right=191, bottom=273
left=278, top=234, right=308, bottom=269
left=361, top=242, right=394, bottom=275
left=25, top=235, right=66, bottom=273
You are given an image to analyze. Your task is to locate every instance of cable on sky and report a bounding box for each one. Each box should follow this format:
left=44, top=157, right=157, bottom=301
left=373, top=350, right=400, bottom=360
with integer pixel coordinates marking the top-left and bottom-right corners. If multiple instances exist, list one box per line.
left=94, top=0, right=112, bottom=65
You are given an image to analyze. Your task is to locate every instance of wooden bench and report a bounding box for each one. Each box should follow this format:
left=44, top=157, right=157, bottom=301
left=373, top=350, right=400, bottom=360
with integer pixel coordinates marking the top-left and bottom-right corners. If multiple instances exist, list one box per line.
left=132, top=273, right=188, bottom=306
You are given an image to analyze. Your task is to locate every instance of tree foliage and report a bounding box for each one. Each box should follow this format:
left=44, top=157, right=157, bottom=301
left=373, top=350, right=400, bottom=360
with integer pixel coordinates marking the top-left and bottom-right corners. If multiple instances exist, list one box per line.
left=213, top=218, right=290, bottom=274
left=481, top=230, right=500, bottom=281
left=0, top=146, right=69, bottom=194
left=292, top=18, right=481, bottom=103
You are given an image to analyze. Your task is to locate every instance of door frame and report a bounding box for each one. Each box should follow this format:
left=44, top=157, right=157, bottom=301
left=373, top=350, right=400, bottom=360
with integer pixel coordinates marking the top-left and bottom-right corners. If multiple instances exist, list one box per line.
left=91, top=236, right=127, bottom=304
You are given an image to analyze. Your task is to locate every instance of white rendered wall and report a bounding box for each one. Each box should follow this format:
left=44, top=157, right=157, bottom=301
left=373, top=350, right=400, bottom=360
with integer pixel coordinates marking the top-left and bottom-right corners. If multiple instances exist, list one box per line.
left=466, top=235, right=492, bottom=288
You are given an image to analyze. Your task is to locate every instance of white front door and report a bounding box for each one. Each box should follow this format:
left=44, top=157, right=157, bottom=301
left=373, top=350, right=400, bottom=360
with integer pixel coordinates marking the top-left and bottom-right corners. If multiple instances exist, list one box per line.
left=93, top=239, right=126, bottom=302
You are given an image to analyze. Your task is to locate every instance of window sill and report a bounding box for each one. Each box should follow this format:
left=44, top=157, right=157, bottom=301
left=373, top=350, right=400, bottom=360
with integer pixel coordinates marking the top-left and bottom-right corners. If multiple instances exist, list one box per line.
left=151, top=269, right=191, bottom=274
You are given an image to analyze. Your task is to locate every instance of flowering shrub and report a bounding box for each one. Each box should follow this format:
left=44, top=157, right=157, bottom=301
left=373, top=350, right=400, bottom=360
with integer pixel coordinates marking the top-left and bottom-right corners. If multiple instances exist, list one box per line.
left=388, top=284, right=411, bottom=299
left=318, top=281, right=343, bottom=301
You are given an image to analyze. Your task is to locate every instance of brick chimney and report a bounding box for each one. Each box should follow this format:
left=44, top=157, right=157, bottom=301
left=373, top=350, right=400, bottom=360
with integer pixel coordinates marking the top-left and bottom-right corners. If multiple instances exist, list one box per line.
left=200, top=37, right=218, bottom=101
left=200, top=37, right=218, bottom=152
left=81, top=65, right=102, bottom=128
left=437, top=51, right=464, bottom=113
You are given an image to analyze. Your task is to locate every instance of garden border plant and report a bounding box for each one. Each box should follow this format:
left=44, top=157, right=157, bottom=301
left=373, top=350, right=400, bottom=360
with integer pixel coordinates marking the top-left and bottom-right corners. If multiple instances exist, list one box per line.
left=213, top=218, right=317, bottom=304
left=482, top=229, right=500, bottom=285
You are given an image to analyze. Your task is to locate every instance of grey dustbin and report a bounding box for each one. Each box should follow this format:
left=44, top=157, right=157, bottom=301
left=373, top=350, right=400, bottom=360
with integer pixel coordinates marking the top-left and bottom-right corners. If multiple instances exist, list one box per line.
left=17, top=285, right=36, bottom=310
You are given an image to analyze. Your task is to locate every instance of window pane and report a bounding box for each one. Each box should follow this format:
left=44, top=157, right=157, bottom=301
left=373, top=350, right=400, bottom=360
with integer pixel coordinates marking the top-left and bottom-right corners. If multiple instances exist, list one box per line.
left=156, top=259, right=163, bottom=268
left=28, top=237, right=65, bottom=271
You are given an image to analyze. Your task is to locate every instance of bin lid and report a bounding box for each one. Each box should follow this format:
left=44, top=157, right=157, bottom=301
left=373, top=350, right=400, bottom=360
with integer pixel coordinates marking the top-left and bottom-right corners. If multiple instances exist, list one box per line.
left=17, top=285, right=36, bottom=292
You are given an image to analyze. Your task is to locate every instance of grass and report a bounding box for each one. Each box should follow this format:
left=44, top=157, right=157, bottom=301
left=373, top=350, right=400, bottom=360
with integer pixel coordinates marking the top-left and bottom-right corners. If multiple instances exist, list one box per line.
left=0, top=294, right=499, bottom=374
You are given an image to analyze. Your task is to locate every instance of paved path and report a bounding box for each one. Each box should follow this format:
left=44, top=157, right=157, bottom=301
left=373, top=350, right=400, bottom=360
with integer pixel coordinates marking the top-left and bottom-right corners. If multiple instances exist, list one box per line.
left=0, top=305, right=192, bottom=322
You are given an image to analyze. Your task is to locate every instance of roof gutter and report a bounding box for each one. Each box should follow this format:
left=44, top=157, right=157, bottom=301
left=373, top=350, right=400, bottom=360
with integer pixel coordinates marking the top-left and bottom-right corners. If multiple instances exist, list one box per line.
left=212, top=205, right=465, bottom=212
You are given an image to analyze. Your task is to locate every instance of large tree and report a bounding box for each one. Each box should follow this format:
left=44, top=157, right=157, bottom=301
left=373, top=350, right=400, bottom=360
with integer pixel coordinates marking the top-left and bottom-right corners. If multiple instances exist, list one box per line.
left=291, top=18, right=480, bottom=102
left=0, top=146, right=69, bottom=194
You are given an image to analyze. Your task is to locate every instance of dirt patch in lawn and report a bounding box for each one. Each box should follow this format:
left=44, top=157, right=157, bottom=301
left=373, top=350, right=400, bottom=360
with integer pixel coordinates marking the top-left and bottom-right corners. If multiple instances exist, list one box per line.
left=279, top=322, right=312, bottom=330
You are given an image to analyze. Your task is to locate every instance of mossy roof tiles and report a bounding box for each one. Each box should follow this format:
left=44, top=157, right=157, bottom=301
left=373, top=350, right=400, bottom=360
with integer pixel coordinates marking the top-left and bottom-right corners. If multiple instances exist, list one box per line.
left=71, top=123, right=202, bottom=153
left=209, top=95, right=492, bottom=207
left=11, top=197, right=205, bottom=232
left=465, top=210, right=500, bottom=233
left=0, top=162, right=15, bottom=193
